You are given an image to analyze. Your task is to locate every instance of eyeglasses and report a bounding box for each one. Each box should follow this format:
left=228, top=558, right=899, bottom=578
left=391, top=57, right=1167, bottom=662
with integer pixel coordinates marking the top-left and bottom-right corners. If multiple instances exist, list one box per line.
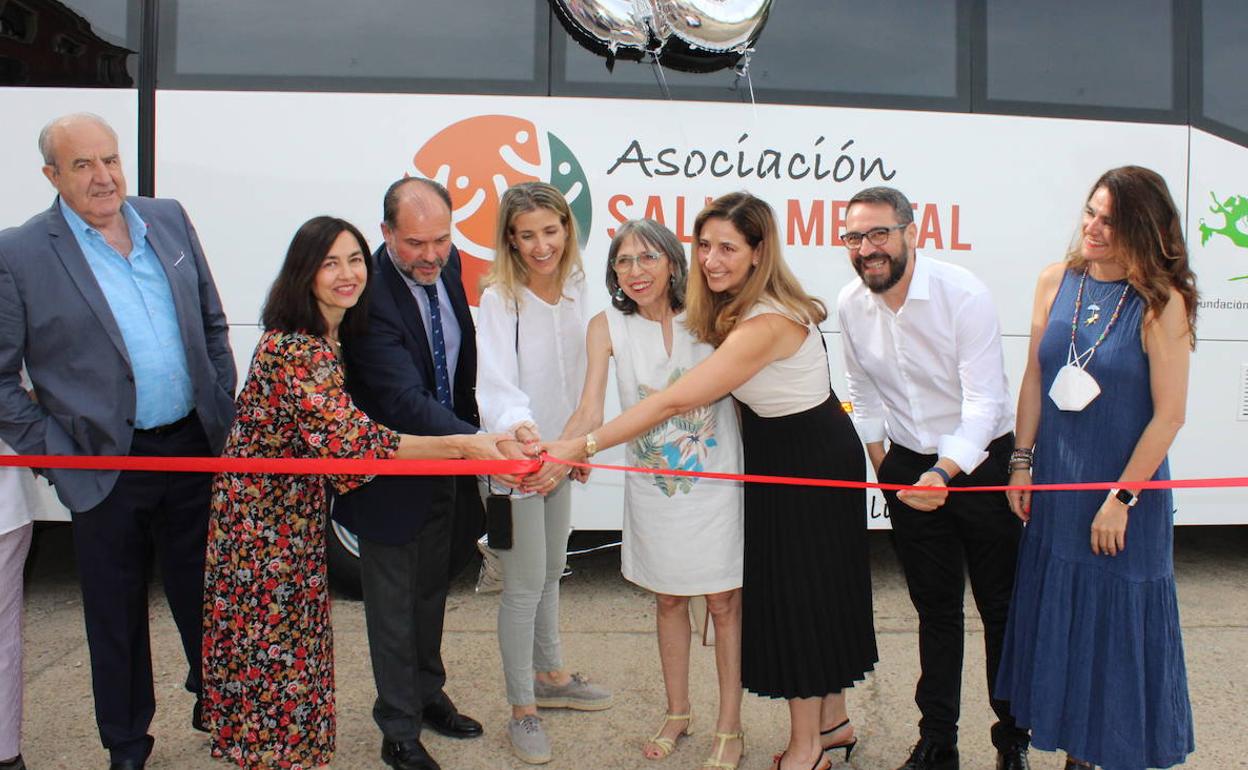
left=841, top=224, right=906, bottom=250
left=611, top=251, right=664, bottom=273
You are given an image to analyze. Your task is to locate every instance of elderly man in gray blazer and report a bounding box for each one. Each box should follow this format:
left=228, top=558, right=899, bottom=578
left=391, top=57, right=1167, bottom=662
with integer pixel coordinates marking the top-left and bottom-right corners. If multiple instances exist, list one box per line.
left=0, top=113, right=236, bottom=770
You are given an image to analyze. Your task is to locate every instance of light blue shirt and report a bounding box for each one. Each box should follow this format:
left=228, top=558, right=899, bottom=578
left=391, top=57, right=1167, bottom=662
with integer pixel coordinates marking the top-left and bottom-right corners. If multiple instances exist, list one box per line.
left=60, top=199, right=194, bottom=429
left=392, top=254, right=462, bottom=400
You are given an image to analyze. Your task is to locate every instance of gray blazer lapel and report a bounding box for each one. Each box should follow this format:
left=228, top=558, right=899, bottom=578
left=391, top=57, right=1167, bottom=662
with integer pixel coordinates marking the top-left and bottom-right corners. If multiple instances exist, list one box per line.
left=46, top=207, right=131, bottom=366
left=143, top=213, right=197, bottom=344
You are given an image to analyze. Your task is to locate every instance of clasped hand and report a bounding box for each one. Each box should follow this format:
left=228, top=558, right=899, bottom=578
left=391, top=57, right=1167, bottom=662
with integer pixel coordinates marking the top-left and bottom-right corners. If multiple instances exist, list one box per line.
left=492, top=435, right=589, bottom=495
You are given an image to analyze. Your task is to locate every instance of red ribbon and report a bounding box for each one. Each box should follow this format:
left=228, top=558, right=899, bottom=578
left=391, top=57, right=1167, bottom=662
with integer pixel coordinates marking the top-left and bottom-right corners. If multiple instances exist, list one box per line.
left=539, top=456, right=1248, bottom=493
left=0, top=453, right=1244, bottom=492
left=0, top=454, right=538, bottom=476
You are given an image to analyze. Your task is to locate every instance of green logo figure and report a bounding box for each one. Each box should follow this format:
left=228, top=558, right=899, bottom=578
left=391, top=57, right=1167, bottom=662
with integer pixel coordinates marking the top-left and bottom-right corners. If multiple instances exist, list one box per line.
left=1199, top=192, right=1248, bottom=281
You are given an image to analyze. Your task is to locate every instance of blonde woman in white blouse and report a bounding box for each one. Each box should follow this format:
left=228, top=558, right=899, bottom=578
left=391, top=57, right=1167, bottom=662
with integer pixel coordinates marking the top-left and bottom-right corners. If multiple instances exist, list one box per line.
left=475, top=182, right=613, bottom=765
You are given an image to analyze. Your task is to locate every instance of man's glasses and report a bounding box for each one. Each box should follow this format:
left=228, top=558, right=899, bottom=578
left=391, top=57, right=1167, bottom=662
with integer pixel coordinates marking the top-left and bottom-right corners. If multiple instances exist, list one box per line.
left=841, top=224, right=906, bottom=250
left=611, top=252, right=664, bottom=273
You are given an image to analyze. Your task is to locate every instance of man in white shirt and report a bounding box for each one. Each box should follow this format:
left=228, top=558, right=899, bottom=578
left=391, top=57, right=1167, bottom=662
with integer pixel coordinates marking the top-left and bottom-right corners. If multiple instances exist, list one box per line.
left=837, top=187, right=1029, bottom=770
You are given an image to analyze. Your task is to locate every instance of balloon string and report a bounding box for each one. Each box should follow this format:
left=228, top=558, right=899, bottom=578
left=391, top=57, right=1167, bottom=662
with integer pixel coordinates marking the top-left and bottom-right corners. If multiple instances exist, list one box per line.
left=650, top=49, right=672, bottom=100
left=737, top=49, right=758, bottom=122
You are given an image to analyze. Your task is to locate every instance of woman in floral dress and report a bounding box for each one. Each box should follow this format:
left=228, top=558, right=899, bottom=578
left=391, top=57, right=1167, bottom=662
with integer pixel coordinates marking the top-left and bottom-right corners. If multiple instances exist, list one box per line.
left=201, top=216, right=507, bottom=770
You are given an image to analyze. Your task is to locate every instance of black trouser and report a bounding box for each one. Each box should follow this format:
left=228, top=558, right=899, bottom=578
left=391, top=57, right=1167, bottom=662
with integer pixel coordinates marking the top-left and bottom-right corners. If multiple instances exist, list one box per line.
left=879, top=433, right=1028, bottom=751
left=70, top=416, right=212, bottom=764
left=358, top=502, right=455, bottom=743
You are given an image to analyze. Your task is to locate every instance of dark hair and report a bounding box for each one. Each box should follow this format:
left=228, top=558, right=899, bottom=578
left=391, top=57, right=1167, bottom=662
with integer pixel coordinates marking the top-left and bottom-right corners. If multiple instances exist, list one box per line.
left=606, top=219, right=688, bottom=315
left=1067, top=166, right=1198, bottom=344
left=846, top=186, right=915, bottom=225
left=382, top=177, right=453, bottom=228
left=261, top=216, right=374, bottom=338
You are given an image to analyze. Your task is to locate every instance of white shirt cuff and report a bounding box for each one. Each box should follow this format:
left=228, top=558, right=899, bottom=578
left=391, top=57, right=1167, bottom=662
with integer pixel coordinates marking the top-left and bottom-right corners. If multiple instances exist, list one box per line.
left=937, top=434, right=988, bottom=475
left=853, top=416, right=886, bottom=444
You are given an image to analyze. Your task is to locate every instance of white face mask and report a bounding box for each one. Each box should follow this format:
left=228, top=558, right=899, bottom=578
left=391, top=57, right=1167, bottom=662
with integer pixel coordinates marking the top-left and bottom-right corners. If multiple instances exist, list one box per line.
left=1049, top=361, right=1101, bottom=411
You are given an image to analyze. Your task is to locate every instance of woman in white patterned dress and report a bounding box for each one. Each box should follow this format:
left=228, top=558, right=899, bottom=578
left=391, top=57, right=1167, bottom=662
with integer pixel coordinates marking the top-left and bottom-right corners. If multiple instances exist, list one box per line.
left=558, top=220, right=745, bottom=769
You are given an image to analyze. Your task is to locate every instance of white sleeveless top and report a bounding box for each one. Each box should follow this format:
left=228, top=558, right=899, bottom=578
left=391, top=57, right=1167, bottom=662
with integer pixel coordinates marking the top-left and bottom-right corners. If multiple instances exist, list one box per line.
left=731, top=301, right=831, bottom=417
left=606, top=308, right=743, bottom=595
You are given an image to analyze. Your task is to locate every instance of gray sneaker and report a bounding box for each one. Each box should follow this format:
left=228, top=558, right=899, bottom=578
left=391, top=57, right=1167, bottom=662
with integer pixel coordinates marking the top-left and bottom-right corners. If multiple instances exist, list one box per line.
left=533, top=672, right=613, bottom=711
left=508, top=714, right=552, bottom=764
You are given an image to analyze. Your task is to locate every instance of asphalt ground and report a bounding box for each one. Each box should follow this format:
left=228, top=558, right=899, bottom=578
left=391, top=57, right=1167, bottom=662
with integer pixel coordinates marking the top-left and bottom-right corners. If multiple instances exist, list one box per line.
left=16, top=524, right=1248, bottom=770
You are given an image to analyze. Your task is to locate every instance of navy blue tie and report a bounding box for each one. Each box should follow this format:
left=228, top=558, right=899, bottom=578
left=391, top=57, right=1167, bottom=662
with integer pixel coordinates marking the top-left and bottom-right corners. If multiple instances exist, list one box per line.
left=422, top=283, right=453, bottom=409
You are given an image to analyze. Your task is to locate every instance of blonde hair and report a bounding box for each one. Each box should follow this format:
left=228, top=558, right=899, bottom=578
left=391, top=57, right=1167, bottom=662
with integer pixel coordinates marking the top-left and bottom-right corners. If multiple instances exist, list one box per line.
left=481, top=181, right=584, bottom=305
left=685, top=192, right=826, bottom=346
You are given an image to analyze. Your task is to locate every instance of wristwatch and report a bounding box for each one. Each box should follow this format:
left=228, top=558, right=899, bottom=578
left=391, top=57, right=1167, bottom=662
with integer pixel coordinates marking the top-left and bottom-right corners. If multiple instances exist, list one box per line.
left=1108, top=488, right=1139, bottom=507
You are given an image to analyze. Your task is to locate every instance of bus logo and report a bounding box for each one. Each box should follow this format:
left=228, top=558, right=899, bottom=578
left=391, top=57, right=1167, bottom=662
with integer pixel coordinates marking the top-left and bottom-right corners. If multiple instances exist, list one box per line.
left=412, top=115, right=592, bottom=303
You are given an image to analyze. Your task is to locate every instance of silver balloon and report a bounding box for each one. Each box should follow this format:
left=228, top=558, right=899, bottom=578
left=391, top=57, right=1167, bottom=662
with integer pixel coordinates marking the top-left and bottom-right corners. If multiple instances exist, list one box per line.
left=548, top=0, right=772, bottom=72
left=653, top=0, right=771, bottom=53
left=552, top=0, right=654, bottom=55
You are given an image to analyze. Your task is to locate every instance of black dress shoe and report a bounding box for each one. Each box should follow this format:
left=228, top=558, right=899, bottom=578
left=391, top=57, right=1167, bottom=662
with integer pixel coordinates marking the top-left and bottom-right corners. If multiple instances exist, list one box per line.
left=108, top=761, right=144, bottom=770
left=0, top=754, right=26, bottom=770
left=896, top=737, right=959, bottom=770
left=422, top=705, right=484, bottom=739
left=997, top=744, right=1031, bottom=770
left=381, top=739, right=441, bottom=770
left=192, top=697, right=208, bottom=733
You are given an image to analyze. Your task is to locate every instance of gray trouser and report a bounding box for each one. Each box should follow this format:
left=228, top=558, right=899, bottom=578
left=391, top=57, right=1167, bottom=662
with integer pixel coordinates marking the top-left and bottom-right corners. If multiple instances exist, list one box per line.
left=496, top=482, right=571, bottom=705
left=0, top=522, right=32, bottom=759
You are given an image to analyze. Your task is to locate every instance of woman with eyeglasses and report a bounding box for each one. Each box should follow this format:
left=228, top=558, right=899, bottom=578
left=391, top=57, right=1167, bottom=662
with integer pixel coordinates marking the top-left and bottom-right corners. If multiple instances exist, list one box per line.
left=557, top=219, right=745, bottom=768
left=545, top=193, right=877, bottom=770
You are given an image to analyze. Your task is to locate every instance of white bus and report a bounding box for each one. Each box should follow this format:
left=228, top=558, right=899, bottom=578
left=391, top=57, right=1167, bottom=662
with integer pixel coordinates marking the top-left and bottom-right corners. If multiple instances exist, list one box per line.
left=4, top=1, right=1246, bottom=588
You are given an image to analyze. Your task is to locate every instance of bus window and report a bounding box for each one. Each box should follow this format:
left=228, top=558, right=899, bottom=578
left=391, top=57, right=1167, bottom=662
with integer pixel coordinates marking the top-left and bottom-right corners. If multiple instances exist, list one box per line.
left=1198, top=0, right=1248, bottom=144
left=553, top=0, right=966, bottom=112
left=979, top=0, right=1183, bottom=120
left=155, top=0, right=548, bottom=94
left=0, top=0, right=139, bottom=87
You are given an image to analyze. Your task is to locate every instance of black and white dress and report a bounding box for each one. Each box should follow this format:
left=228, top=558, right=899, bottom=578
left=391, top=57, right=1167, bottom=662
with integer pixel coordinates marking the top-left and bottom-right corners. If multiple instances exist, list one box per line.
left=731, top=301, right=877, bottom=698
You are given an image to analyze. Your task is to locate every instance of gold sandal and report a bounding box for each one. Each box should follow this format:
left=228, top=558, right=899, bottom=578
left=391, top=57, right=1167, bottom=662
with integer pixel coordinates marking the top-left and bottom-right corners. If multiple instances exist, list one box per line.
left=643, top=712, right=692, bottom=759
left=702, top=730, right=746, bottom=770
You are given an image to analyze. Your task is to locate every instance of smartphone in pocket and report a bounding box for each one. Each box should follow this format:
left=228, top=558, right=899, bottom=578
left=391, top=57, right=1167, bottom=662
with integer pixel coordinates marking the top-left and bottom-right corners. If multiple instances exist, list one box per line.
left=485, top=493, right=513, bottom=550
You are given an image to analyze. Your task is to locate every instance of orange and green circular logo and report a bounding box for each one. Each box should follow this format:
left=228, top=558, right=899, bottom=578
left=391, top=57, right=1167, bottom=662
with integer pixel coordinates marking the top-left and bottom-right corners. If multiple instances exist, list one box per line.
left=412, top=115, right=592, bottom=304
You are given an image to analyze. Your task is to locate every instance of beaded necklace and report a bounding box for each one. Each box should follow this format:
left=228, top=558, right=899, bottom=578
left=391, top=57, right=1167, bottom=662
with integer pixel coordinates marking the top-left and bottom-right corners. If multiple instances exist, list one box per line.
left=1068, top=269, right=1130, bottom=366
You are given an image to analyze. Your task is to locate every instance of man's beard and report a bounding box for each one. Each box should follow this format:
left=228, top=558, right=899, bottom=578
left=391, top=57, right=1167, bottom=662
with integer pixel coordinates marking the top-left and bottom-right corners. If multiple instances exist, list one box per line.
left=387, top=245, right=444, bottom=286
left=854, top=249, right=908, bottom=293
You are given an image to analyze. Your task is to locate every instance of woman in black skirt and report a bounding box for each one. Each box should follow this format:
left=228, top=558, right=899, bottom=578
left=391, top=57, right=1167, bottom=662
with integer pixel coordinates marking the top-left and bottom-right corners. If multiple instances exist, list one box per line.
left=546, top=192, right=877, bottom=770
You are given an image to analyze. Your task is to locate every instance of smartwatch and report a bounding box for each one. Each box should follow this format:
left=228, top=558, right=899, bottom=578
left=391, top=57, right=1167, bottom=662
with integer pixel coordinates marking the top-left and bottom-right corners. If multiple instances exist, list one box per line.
left=1109, top=488, right=1139, bottom=507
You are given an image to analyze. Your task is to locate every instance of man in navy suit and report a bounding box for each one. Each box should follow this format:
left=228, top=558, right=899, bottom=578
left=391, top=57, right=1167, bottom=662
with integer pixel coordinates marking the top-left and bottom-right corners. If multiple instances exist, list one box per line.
left=336, top=177, right=510, bottom=770
left=0, top=113, right=236, bottom=770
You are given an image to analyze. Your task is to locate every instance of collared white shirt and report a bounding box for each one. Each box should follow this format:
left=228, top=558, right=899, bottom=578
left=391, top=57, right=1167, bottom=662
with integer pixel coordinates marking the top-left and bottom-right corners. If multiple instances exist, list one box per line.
left=836, top=252, right=1013, bottom=473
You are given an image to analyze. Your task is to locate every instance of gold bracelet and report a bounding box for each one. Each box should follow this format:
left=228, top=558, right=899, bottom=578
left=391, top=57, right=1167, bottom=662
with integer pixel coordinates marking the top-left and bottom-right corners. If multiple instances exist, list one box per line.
left=584, top=432, right=598, bottom=457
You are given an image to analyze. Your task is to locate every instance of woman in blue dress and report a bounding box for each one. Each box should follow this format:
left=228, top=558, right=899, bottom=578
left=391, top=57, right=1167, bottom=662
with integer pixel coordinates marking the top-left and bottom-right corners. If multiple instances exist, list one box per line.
left=997, top=166, right=1197, bottom=770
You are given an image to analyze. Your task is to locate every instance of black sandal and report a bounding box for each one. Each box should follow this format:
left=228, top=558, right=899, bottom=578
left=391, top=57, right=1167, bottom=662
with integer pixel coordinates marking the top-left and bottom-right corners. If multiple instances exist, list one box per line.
left=819, top=719, right=857, bottom=762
